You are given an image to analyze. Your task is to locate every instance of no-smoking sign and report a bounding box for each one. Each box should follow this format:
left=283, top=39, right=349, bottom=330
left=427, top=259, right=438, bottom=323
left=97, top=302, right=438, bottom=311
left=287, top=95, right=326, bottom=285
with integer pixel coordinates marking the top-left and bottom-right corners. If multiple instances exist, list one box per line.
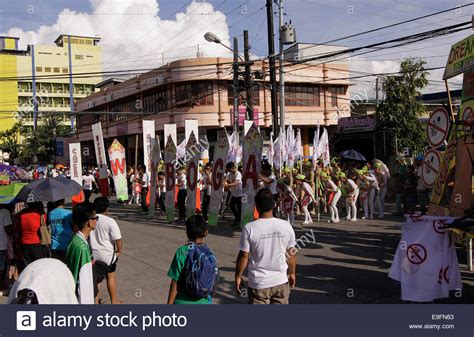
left=427, top=108, right=450, bottom=148
left=407, top=244, right=427, bottom=265
left=422, top=149, right=441, bottom=188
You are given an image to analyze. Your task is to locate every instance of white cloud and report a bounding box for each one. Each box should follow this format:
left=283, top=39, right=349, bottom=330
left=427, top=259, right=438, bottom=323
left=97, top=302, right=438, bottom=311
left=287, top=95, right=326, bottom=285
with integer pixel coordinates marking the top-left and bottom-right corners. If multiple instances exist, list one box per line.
left=3, top=0, right=232, bottom=71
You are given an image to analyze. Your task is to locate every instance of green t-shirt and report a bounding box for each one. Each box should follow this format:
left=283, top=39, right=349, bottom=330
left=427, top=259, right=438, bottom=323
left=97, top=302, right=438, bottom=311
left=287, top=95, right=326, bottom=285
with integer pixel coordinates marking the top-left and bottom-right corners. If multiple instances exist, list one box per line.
left=167, top=245, right=212, bottom=304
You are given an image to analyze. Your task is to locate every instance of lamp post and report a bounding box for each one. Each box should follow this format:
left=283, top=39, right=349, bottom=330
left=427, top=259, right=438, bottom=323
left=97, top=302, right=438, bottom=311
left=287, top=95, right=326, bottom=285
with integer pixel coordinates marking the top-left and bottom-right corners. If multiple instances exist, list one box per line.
left=204, top=32, right=243, bottom=140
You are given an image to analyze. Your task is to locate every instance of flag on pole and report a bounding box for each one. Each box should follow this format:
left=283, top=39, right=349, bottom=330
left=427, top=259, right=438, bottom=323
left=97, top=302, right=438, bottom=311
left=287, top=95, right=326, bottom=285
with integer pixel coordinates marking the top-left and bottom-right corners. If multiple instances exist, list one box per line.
left=317, top=128, right=330, bottom=167
left=294, top=129, right=302, bottom=161
left=226, top=131, right=238, bottom=164
left=273, top=133, right=282, bottom=170
left=268, top=132, right=274, bottom=167
left=312, top=123, right=320, bottom=168
left=286, top=124, right=295, bottom=167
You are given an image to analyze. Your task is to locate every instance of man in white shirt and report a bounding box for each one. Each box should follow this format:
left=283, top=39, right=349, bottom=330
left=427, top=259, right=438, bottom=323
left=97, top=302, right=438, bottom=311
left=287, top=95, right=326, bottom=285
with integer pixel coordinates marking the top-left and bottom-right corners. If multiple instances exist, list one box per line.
left=82, top=170, right=97, bottom=203
left=89, top=197, right=123, bottom=304
left=140, top=167, right=149, bottom=212
left=224, top=162, right=243, bottom=227
left=235, top=188, right=296, bottom=304
left=0, top=206, right=12, bottom=291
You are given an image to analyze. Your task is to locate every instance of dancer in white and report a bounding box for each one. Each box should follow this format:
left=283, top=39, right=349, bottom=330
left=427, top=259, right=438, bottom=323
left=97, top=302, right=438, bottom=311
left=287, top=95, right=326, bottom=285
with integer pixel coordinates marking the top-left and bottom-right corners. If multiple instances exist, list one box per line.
left=295, top=174, right=316, bottom=225
left=321, top=172, right=341, bottom=223
left=374, top=162, right=388, bottom=218
left=340, top=173, right=359, bottom=221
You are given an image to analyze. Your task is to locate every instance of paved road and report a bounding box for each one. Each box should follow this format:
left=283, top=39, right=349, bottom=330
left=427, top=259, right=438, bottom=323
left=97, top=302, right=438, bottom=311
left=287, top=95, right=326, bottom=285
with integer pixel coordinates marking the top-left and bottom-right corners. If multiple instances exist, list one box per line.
left=3, top=203, right=473, bottom=304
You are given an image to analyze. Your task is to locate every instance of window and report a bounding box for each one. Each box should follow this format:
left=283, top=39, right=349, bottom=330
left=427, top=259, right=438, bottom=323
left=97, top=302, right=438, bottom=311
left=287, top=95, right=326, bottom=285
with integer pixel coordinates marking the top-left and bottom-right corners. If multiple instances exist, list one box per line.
left=227, top=84, right=260, bottom=106
left=175, top=82, right=213, bottom=106
left=53, top=67, right=60, bottom=73
left=44, top=67, right=51, bottom=72
left=62, top=68, right=68, bottom=74
left=143, top=88, right=169, bottom=113
left=331, top=86, right=346, bottom=107
left=281, top=85, right=320, bottom=106
left=35, top=66, right=42, bottom=72
left=75, top=55, right=84, bottom=60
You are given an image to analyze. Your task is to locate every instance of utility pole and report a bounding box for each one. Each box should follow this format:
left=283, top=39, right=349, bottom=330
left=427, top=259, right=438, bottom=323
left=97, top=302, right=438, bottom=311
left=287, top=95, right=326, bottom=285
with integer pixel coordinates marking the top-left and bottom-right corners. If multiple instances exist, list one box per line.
left=243, top=30, right=253, bottom=121
left=375, top=77, right=379, bottom=110
left=278, top=0, right=285, bottom=135
left=68, top=36, right=75, bottom=131
left=232, top=37, right=240, bottom=141
left=266, top=0, right=278, bottom=136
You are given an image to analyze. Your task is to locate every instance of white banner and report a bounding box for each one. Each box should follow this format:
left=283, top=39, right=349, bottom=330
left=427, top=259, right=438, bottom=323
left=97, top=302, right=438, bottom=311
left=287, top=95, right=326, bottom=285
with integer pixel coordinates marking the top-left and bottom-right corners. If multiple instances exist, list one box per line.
left=185, top=119, right=199, bottom=146
left=69, top=143, right=82, bottom=185
left=312, top=124, right=320, bottom=168
left=164, top=124, right=177, bottom=147
left=186, top=131, right=199, bottom=219
left=268, top=132, right=274, bottom=167
left=226, top=131, right=238, bottom=164
left=241, top=123, right=263, bottom=226
left=286, top=124, right=295, bottom=167
left=149, top=139, right=161, bottom=215
left=317, top=128, right=330, bottom=167
left=295, top=128, right=302, bottom=161
left=389, top=216, right=462, bottom=302
left=108, top=139, right=128, bottom=202
left=208, top=130, right=229, bottom=226
left=142, top=120, right=155, bottom=178
left=273, top=133, right=283, bottom=170
left=92, top=122, right=109, bottom=197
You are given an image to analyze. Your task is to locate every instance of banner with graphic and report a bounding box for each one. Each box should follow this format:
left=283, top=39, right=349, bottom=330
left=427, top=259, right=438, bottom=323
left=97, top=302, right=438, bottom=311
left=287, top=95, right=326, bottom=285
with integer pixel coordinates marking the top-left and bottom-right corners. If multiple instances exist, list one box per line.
left=108, top=139, right=128, bottom=202
left=241, top=123, right=263, bottom=227
left=91, top=122, right=109, bottom=197
left=164, top=135, right=176, bottom=223
left=389, top=216, right=462, bottom=302
left=208, top=130, right=229, bottom=226
left=186, top=131, right=199, bottom=219
left=149, top=138, right=161, bottom=215
left=317, top=128, right=330, bottom=167
left=142, top=120, right=155, bottom=178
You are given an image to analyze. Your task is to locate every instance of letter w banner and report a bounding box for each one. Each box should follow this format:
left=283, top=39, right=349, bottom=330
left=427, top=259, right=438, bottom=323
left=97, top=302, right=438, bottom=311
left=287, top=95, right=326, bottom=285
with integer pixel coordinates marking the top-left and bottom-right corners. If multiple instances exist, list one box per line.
left=108, top=139, right=128, bottom=202
left=91, top=122, right=110, bottom=197
left=388, top=216, right=462, bottom=302
left=208, top=129, right=229, bottom=226
left=186, top=131, right=199, bottom=219
left=241, top=123, right=263, bottom=227
left=69, top=143, right=84, bottom=205
left=164, top=135, right=177, bottom=223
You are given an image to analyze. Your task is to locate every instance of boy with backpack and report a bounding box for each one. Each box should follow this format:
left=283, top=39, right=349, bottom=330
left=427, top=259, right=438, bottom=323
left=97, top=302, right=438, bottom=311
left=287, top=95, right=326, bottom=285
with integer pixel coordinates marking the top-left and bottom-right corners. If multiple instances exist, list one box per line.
left=167, top=215, right=218, bottom=304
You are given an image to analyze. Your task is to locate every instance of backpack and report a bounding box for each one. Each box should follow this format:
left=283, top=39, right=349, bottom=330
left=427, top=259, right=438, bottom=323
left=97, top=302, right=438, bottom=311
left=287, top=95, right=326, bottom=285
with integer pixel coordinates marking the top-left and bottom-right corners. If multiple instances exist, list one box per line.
left=179, top=242, right=219, bottom=298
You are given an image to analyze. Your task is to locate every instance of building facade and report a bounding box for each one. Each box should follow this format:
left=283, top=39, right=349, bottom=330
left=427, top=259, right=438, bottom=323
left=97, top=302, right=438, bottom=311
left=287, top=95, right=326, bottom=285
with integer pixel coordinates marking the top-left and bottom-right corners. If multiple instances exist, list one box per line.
left=73, top=44, right=351, bottom=165
left=0, top=34, right=102, bottom=133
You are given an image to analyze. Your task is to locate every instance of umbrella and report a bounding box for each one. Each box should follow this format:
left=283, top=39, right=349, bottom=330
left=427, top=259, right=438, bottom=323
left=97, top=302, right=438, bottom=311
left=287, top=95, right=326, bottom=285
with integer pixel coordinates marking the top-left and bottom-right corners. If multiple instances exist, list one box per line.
left=340, top=150, right=367, bottom=162
left=17, top=177, right=82, bottom=203
left=0, top=164, right=31, bottom=182
left=0, top=183, right=27, bottom=204
left=55, top=164, right=65, bottom=170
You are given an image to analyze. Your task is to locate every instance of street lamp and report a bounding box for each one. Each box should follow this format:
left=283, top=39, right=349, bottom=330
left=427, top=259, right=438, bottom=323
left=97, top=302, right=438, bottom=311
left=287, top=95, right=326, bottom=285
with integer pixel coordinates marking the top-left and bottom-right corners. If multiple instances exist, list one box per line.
left=204, top=32, right=242, bottom=137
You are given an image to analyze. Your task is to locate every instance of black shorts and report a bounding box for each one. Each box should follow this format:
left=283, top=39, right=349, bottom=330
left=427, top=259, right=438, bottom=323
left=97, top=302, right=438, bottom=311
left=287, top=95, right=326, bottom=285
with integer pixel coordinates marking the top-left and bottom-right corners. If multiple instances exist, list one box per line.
left=93, top=260, right=118, bottom=285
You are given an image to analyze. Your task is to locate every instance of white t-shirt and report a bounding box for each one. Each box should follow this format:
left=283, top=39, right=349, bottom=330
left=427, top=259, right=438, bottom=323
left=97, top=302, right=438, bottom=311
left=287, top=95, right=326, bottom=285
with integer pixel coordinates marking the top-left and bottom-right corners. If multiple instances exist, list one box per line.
left=89, top=214, right=122, bottom=264
left=202, top=172, right=212, bottom=196
left=365, top=174, right=379, bottom=189
left=177, top=173, right=187, bottom=190
left=239, top=217, right=296, bottom=289
left=142, top=172, right=150, bottom=188
left=227, top=171, right=242, bottom=197
left=82, top=175, right=95, bottom=191
left=0, top=209, right=12, bottom=250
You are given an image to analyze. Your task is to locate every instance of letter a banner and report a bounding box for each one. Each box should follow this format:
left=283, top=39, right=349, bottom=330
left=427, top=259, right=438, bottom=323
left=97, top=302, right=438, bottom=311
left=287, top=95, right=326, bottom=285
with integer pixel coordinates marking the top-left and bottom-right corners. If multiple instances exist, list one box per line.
left=186, top=131, right=199, bottom=219
left=92, top=122, right=110, bottom=197
left=108, top=139, right=128, bottom=202
left=164, top=135, right=176, bottom=223
left=208, top=129, right=229, bottom=226
left=241, top=123, right=263, bottom=227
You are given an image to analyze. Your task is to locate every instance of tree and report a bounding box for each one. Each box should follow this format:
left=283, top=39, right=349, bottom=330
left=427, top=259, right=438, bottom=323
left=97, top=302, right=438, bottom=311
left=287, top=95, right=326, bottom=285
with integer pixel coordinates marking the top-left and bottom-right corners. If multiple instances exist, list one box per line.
left=0, top=123, right=21, bottom=161
left=21, top=116, right=71, bottom=163
left=377, top=58, right=429, bottom=155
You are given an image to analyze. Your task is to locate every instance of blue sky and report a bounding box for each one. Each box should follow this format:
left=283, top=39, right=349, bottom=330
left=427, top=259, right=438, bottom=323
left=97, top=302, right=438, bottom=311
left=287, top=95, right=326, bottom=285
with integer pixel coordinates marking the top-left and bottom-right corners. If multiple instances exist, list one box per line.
left=0, top=0, right=471, bottom=95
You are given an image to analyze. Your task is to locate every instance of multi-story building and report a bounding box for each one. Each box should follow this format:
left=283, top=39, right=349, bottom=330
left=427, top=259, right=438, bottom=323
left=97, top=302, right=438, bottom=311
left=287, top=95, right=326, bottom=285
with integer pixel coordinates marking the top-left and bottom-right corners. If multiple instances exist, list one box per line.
left=0, top=34, right=102, bottom=133
left=73, top=43, right=351, bottom=165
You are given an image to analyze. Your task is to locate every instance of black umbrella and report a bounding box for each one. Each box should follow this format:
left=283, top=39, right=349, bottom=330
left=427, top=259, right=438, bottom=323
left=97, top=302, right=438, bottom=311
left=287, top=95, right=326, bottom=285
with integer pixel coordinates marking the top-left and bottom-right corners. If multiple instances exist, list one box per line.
left=340, top=149, right=367, bottom=162
left=17, top=177, right=82, bottom=203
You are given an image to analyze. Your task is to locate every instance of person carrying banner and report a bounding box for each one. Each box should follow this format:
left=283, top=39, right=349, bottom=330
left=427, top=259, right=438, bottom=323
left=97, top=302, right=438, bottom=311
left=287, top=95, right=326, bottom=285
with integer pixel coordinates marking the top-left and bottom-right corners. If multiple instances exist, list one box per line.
left=224, top=162, right=242, bottom=227
left=140, top=167, right=150, bottom=212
